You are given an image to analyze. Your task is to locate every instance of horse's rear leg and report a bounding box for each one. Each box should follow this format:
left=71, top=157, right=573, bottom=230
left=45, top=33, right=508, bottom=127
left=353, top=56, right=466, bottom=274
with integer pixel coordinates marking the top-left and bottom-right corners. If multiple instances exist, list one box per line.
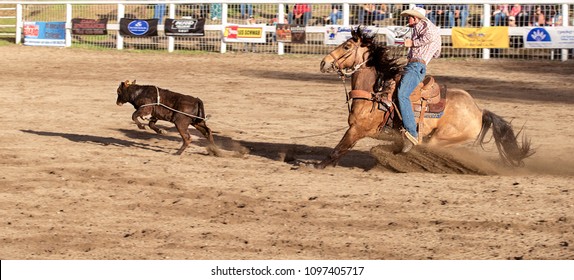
left=316, top=125, right=364, bottom=169
left=192, top=121, right=221, bottom=156
left=174, top=123, right=192, bottom=155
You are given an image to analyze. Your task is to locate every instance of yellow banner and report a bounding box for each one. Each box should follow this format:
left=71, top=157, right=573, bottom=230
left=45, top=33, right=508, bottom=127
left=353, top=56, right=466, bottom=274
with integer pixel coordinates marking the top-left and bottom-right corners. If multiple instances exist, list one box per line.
left=452, top=27, right=509, bottom=48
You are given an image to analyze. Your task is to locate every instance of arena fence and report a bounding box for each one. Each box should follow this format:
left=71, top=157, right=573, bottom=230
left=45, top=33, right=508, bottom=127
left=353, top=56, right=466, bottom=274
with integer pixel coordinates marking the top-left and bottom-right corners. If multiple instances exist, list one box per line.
left=3, top=0, right=574, bottom=61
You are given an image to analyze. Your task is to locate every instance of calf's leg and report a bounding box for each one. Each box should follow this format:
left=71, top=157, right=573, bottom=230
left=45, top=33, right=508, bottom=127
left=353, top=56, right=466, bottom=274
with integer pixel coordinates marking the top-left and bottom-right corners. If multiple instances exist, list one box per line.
left=148, top=117, right=165, bottom=134
left=193, top=121, right=221, bottom=156
left=174, top=122, right=192, bottom=155
left=132, top=107, right=153, bottom=130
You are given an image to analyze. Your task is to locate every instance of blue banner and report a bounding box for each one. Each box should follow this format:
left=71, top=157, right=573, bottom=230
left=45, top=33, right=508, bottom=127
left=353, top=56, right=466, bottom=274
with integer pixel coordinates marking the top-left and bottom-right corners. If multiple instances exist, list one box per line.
left=23, top=21, right=66, bottom=47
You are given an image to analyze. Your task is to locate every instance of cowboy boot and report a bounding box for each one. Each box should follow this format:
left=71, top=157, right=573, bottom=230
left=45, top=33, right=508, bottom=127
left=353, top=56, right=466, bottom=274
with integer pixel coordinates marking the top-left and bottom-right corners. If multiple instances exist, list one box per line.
left=402, top=131, right=419, bottom=153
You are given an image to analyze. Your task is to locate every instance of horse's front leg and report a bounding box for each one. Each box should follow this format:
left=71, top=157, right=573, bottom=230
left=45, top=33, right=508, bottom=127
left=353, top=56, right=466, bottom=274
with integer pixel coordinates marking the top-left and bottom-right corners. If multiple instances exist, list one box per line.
left=132, top=107, right=152, bottom=130
left=316, top=125, right=364, bottom=169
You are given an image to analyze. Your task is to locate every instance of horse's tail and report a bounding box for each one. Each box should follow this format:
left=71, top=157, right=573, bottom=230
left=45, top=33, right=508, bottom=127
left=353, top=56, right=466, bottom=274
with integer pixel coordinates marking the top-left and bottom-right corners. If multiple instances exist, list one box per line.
left=477, top=110, right=535, bottom=166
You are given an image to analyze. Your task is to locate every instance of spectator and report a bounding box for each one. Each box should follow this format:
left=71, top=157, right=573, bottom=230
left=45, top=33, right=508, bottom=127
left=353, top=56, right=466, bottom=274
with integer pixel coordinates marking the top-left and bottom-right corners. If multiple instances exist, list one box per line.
left=240, top=4, right=253, bottom=19
left=243, top=15, right=257, bottom=52
left=329, top=4, right=343, bottom=25
left=289, top=4, right=312, bottom=26
left=425, top=5, right=449, bottom=27
left=210, top=3, right=222, bottom=20
left=449, top=5, right=469, bottom=27
left=493, top=4, right=509, bottom=26
left=533, top=6, right=546, bottom=26
left=358, top=4, right=388, bottom=26
left=508, top=4, right=532, bottom=26
left=154, top=4, right=166, bottom=24
left=508, top=16, right=517, bottom=27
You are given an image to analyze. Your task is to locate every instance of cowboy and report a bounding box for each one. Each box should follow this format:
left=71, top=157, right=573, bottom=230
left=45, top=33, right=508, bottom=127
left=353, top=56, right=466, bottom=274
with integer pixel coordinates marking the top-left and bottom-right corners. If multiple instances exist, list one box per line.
left=397, top=6, right=442, bottom=153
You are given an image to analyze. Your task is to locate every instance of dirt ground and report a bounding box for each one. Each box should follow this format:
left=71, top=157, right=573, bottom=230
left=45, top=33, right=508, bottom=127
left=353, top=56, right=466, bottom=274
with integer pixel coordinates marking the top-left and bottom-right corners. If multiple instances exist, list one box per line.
left=1, top=45, right=573, bottom=260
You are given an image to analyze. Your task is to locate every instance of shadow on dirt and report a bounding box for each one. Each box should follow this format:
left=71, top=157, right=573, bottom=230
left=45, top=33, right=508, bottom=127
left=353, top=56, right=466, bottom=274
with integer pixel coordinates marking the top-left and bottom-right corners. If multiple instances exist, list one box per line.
left=21, top=128, right=378, bottom=171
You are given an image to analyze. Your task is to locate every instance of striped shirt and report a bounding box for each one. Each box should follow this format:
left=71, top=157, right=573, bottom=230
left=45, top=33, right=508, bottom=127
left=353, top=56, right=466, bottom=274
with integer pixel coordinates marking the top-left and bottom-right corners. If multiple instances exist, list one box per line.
left=408, top=19, right=441, bottom=65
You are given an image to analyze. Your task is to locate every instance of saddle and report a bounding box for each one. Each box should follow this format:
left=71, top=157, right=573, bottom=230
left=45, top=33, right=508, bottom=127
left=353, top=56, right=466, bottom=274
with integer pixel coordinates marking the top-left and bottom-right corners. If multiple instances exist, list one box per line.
left=410, top=76, right=447, bottom=115
left=348, top=75, right=447, bottom=141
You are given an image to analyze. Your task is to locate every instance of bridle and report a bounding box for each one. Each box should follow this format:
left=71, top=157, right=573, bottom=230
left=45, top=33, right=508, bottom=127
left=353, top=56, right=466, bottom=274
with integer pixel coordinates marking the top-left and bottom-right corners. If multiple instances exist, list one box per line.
left=327, top=38, right=371, bottom=113
left=328, top=39, right=370, bottom=78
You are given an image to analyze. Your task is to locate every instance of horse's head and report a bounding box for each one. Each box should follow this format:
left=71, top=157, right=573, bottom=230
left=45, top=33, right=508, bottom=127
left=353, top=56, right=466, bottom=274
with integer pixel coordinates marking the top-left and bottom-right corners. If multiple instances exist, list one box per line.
left=320, top=26, right=374, bottom=74
left=116, top=80, right=136, bottom=106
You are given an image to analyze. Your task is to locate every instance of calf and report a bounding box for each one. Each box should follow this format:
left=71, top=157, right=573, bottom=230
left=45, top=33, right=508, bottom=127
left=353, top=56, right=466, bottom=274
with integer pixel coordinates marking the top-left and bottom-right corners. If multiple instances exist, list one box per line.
left=116, top=80, right=220, bottom=156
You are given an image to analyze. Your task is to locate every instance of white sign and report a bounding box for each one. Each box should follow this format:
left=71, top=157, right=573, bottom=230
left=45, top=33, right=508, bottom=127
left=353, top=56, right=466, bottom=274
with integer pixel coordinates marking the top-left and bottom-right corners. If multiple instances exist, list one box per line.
left=523, top=27, right=574, bottom=48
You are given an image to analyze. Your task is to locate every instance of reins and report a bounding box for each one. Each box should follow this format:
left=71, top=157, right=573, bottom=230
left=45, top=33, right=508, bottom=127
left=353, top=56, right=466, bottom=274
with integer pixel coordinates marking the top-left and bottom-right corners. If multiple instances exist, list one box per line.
left=139, top=86, right=208, bottom=120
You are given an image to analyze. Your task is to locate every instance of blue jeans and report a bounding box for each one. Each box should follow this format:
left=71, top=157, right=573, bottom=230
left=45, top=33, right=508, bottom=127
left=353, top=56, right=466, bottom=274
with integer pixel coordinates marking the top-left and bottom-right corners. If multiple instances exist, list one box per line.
left=330, top=10, right=343, bottom=25
left=494, top=13, right=506, bottom=26
left=449, top=10, right=469, bottom=27
left=154, top=4, right=166, bottom=23
left=240, top=4, right=253, bottom=18
left=397, top=62, right=426, bottom=138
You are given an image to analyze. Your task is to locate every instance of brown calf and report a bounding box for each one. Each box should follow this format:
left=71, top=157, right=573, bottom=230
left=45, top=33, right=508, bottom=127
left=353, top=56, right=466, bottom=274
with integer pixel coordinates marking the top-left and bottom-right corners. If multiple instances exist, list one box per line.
left=116, top=80, right=219, bottom=155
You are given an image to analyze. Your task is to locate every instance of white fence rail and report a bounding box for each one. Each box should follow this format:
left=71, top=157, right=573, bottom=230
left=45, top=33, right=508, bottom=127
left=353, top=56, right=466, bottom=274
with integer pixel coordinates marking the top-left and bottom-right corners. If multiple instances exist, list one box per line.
left=3, top=1, right=574, bottom=61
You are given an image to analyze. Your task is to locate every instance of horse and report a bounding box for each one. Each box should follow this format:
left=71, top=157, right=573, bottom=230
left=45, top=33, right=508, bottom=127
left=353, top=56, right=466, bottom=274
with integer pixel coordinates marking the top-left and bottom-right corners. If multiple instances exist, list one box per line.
left=317, top=27, right=533, bottom=169
left=116, top=80, right=220, bottom=156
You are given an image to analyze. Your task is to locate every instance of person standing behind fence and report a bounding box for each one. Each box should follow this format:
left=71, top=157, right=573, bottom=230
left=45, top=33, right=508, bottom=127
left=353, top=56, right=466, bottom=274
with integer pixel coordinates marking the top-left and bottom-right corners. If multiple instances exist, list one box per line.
left=493, top=4, right=509, bottom=26
left=449, top=4, right=469, bottom=27
left=154, top=4, right=166, bottom=24
left=329, top=4, right=343, bottom=25
left=289, top=4, right=312, bottom=26
left=358, top=4, right=388, bottom=26
left=396, top=6, right=441, bottom=153
left=240, top=4, right=253, bottom=19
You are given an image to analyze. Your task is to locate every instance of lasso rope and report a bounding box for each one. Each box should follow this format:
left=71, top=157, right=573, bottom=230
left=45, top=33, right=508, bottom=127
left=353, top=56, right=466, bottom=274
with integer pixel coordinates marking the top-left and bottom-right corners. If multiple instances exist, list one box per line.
left=138, top=87, right=347, bottom=141
left=139, top=86, right=207, bottom=120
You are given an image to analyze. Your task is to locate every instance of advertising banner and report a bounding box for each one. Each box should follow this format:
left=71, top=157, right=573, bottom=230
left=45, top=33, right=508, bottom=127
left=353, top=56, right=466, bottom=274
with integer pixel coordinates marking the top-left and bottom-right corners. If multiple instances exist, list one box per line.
left=23, top=21, right=66, bottom=47
left=222, top=24, right=266, bottom=43
left=71, top=18, right=108, bottom=35
left=164, top=18, right=205, bottom=36
left=119, top=18, right=158, bottom=37
left=523, top=27, right=574, bottom=48
left=452, top=27, right=509, bottom=48
left=290, top=25, right=306, bottom=44
left=324, top=25, right=352, bottom=45
left=275, top=24, right=292, bottom=42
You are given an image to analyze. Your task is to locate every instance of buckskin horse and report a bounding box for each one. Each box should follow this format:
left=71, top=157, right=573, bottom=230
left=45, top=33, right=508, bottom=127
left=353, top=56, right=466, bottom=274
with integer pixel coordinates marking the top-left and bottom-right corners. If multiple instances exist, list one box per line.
left=317, top=27, right=533, bottom=169
left=116, top=80, right=220, bottom=156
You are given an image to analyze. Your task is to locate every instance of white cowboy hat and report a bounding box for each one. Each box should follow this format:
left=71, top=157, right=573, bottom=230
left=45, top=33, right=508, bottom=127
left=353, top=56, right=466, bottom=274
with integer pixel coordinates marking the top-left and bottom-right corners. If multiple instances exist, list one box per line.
left=400, top=7, right=427, bottom=20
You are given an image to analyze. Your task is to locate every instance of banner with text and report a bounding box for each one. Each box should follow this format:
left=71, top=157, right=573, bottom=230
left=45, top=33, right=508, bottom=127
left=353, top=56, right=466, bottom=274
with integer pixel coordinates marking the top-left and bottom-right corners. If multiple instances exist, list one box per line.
left=452, top=27, right=509, bottom=48
left=323, top=26, right=378, bottom=45
left=222, top=24, right=266, bottom=43
left=119, top=18, right=158, bottom=37
left=164, top=18, right=205, bottom=36
left=324, top=25, right=352, bottom=45
left=71, top=18, right=108, bottom=35
left=524, top=27, right=574, bottom=48
left=23, top=21, right=66, bottom=47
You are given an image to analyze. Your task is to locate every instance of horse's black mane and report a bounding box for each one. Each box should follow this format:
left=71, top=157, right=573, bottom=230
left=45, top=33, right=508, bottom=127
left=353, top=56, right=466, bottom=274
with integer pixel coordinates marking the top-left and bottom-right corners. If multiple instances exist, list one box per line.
left=352, top=27, right=404, bottom=88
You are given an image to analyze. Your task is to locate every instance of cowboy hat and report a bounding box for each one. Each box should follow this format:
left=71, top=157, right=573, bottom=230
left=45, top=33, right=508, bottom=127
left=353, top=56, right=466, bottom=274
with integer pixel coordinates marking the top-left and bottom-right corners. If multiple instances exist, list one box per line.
left=400, top=7, right=427, bottom=20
